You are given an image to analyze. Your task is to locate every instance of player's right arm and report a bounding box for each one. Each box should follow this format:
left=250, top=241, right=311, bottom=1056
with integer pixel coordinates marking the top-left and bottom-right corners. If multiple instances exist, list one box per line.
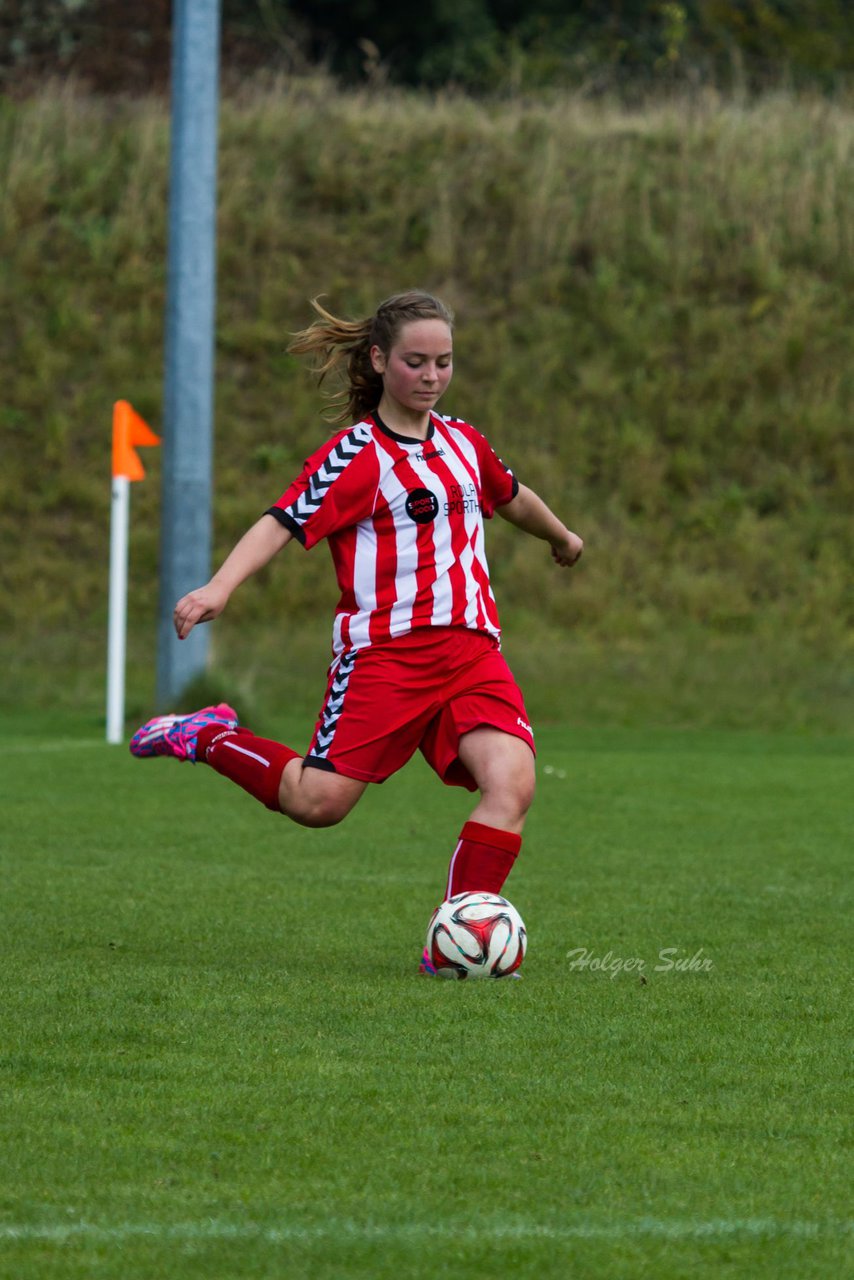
left=173, top=514, right=292, bottom=639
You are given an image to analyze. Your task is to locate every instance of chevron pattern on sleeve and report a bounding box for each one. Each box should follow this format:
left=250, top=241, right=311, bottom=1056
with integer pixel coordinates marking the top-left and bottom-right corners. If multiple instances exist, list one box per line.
left=287, top=423, right=373, bottom=528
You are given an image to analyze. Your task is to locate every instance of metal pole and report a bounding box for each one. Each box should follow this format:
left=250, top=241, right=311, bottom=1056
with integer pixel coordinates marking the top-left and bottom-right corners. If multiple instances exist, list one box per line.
left=156, top=0, right=221, bottom=707
left=106, top=476, right=130, bottom=743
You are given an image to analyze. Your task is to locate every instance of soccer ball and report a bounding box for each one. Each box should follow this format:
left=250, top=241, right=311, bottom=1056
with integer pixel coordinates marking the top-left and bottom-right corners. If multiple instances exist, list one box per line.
left=425, top=892, right=527, bottom=979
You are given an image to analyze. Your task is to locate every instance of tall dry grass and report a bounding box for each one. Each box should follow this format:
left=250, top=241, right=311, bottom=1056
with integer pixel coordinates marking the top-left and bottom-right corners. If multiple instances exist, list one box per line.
left=1, top=80, right=851, bottom=727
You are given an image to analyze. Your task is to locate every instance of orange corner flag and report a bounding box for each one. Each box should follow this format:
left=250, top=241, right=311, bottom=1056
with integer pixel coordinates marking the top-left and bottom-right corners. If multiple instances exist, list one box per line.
left=112, top=400, right=161, bottom=481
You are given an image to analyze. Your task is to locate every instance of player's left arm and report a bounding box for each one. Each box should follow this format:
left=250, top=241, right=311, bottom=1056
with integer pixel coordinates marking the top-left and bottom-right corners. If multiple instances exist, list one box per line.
left=496, top=483, right=583, bottom=567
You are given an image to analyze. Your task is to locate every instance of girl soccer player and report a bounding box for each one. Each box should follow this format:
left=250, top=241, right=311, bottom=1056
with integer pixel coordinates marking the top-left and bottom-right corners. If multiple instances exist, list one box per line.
left=131, top=291, right=583, bottom=972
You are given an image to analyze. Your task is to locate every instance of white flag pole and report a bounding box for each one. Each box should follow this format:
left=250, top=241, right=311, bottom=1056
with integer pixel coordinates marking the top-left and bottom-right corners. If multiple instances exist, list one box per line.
left=106, top=475, right=130, bottom=744
left=106, top=401, right=160, bottom=744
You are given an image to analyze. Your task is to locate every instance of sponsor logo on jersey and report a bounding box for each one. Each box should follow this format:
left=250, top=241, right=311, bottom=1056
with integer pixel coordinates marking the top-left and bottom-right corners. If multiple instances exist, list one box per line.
left=414, top=446, right=446, bottom=463
left=405, top=488, right=440, bottom=524
left=517, top=715, right=533, bottom=737
left=444, top=481, right=482, bottom=517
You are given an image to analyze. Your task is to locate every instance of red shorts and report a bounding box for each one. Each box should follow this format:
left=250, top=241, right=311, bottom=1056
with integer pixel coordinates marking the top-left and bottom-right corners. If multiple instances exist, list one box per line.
left=304, top=627, right=534, bottom=791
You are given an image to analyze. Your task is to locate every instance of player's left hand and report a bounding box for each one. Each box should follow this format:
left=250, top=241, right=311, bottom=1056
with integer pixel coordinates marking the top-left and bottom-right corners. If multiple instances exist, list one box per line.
left=550, top=530, right=584, bottom=567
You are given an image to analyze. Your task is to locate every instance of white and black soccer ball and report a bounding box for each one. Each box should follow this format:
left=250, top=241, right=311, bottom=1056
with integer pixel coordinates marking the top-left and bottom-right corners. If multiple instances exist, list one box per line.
left=425, top=892, right=527, bottom=979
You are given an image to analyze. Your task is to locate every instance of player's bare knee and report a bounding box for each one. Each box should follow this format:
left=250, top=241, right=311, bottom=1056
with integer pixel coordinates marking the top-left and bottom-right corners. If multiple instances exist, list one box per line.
left=280, top=791, right=348, bottom=828
left=480, top=764, right=534, bottom=826
left=505, top=754, right=536, bottom=810
left=290, top=804, right=347, bottom=829
left=518, top=772, right=536, bottom=817
left=278, top=770, right=362, bottom=828
left=508, top=775, right=535, bottom=823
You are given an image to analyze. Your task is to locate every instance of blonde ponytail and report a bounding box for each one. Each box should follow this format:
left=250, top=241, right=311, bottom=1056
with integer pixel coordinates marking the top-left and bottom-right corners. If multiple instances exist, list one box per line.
left=288, top=291, right=454, bottom=425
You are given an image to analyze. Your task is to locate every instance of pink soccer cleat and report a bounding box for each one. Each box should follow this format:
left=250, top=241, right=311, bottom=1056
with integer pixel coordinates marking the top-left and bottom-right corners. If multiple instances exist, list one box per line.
left=129, top=703, right=238, bottom=763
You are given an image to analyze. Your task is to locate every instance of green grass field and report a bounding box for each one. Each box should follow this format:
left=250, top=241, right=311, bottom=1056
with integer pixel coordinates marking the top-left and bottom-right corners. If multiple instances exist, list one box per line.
left=1, top=713, right=851, bottom=1278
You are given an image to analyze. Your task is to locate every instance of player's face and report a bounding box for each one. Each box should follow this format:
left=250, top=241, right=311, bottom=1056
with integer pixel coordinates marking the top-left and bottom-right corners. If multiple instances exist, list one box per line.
left=371, top=319, right=453, bottom=418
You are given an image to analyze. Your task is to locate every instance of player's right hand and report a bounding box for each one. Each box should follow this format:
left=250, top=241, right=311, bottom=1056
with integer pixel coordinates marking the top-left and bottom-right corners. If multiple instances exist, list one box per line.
left=173, top=582, right=229, bottom=639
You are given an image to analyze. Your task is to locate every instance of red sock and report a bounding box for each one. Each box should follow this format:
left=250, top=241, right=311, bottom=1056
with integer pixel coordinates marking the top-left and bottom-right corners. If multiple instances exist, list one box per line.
left=195, top=725, right=300, bottom=811
left=445, top=820, right=522, bottom=899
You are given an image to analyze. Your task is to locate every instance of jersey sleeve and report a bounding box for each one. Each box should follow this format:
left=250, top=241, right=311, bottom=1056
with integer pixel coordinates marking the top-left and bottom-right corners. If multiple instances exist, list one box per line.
left=472, top=428, right=519, bottom=517
left=266, top=424, right=375, bottom=549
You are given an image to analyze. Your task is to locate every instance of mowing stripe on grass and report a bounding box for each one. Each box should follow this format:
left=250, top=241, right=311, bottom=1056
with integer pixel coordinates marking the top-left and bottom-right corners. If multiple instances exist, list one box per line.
left=1, top=1217, right=850, bottom=1245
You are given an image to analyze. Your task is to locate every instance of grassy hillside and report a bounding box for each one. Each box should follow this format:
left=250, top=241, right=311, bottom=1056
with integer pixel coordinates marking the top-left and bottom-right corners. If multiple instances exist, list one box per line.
left=0, top=81, right=851, bottom=729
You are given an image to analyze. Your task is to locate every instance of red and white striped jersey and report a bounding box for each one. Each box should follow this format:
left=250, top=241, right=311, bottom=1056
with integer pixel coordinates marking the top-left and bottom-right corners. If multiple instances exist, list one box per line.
left=267, top=412, right=518, bottom=657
